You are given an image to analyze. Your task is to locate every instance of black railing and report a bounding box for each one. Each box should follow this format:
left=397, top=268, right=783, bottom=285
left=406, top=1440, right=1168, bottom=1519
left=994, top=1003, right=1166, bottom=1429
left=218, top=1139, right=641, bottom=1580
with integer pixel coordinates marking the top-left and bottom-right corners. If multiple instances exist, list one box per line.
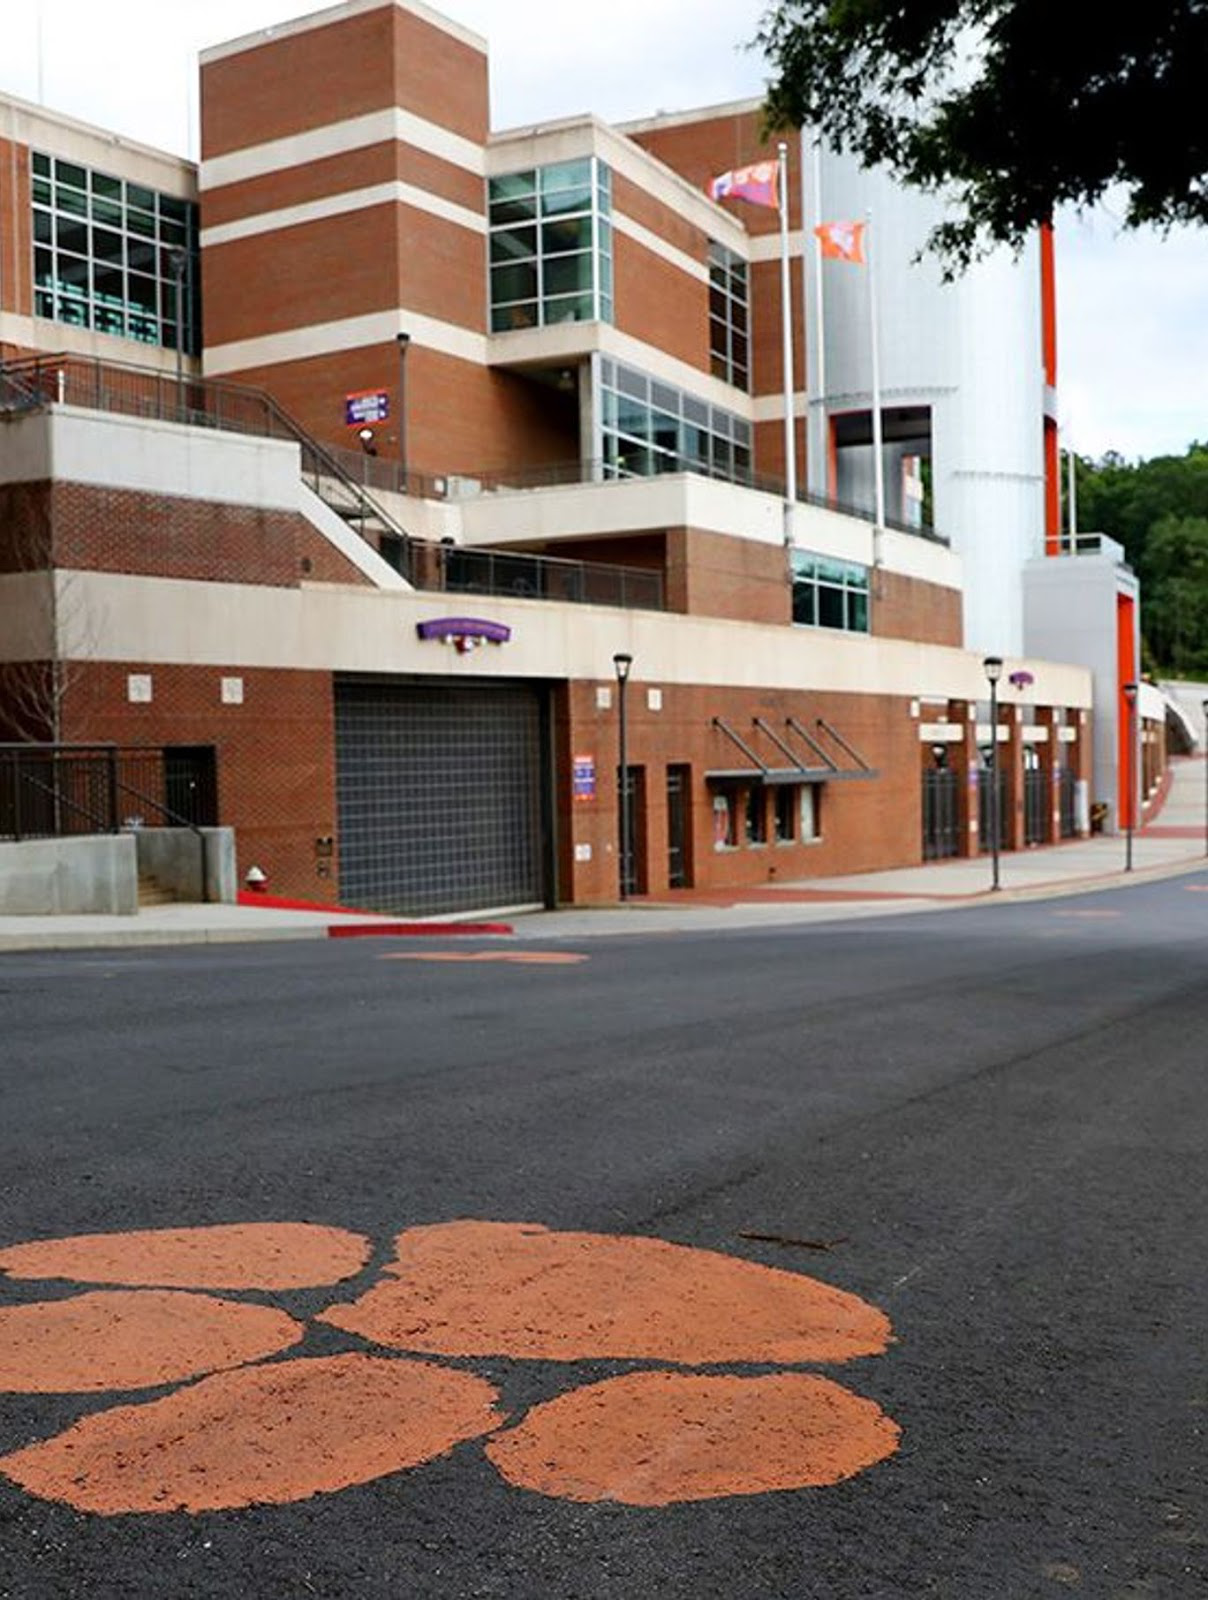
left=436, top=546, right=663, bottom=610
left=0, top=744, right=217, bottom=842
left=1, top=353, right=950, bottom=552
left=443, top=456, right=950, bottom=545
left=1024, top=768, right=1049, bottom=845
left=977, top=768, right=1008, bottom=854
left=1058, top=767, right=1077, bottom=838
left=0, top=354, right=418, bottom=581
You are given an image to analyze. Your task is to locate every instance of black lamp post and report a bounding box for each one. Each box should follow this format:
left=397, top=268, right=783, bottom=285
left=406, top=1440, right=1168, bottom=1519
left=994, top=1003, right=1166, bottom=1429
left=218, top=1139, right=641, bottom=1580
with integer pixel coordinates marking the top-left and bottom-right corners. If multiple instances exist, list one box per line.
left=396, top=332, right=411, bottom=490
left=1123, top=681, right=1138, bottom=872
left=613, top=652, right=633, bottom=900
left=984, top=655, right=1003, bottom=891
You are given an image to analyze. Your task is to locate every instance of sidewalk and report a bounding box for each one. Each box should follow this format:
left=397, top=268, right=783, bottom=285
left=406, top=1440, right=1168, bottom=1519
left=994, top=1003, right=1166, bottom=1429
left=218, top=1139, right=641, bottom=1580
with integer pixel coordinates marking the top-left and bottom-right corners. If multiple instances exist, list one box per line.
left=2, top=759, right=1204, bottom=953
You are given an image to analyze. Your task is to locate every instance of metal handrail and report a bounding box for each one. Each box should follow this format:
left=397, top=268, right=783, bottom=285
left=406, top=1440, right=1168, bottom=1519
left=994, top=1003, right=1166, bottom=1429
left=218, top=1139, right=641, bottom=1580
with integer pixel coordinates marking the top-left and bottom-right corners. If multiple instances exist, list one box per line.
left=0, top=354, right=416, bottom=581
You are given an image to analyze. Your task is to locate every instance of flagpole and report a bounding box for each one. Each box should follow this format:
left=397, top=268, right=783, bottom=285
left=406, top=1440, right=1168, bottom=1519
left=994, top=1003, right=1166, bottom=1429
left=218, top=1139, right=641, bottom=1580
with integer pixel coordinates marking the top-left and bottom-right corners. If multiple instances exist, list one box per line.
left=810, top=133, right=828, bottom=501
left=778, top=140, right=796, bottom=545
left=866, top=206, right=885, bottom=540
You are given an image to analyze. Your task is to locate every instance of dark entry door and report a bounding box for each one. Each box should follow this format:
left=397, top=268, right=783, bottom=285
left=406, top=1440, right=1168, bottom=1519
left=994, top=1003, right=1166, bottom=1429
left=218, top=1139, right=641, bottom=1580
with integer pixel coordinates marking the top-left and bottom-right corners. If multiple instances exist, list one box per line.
left=666, top=764, right=690, bottom=888
left=163, top=746, right=217, bottom=826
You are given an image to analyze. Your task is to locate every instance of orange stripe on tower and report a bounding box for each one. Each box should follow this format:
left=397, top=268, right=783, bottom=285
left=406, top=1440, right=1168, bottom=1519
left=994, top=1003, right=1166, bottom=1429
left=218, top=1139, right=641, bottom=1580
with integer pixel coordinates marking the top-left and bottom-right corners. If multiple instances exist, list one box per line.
left=1116, top=592, right=1137, bottom=828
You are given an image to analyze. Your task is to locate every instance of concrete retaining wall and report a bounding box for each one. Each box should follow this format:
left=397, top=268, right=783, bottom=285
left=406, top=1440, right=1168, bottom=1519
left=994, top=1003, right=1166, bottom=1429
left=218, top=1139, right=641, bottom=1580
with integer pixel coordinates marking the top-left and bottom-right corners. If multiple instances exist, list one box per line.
left=0, top=834, right=138, bottom=915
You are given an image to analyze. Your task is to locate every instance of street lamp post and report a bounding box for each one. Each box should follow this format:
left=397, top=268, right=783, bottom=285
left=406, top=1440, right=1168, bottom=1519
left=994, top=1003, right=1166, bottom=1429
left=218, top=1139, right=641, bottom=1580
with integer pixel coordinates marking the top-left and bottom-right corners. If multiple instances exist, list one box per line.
left=613, top=652, right=633, bottom=900
left=1202, top=697, right=1208, bottom=857
left=1123, top=681, right=1138, bottom=872
left=984, top=655, right=1003, bottom=891
left=396, top=332, right=411, bottom=490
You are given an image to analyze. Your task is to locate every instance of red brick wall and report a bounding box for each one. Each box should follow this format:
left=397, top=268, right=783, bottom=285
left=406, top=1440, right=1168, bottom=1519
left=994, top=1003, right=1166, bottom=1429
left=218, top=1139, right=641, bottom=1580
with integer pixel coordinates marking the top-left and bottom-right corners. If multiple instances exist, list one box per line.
left=202, top=140, right=481, bottom=229
left=666, top=528, right=791, bottom=623
left=0, top=136, right=31, bottom=319
left=201, top=6, right=488, bottom=159
left=556, top=675, right=920, bottom=903
left=876, top=571, right=963, bottom=647
left=225, top=344, right=578, bottom=476
left=629, top=109, right=794, bottom=234
left=1, top=480, right=370, bottom=588
left=59, top=662, right=340, bottom=903
left=0, top=483, right=51, bottom=571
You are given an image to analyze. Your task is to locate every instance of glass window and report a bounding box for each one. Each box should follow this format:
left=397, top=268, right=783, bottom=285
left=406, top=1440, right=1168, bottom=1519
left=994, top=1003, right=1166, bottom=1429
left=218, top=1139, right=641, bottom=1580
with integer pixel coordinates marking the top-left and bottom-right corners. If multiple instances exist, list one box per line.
left=491, top=261, right=538, bottom=303
left=598, top=358, right=751, bottom=488
left=488, top=157, right=612, bottom=330
left=490, top=227, right=536, bottom=264
left=707, top=241, right=750, bottom=392
left=800, top=785, right=820, bottom=841
left=791, top=551, right=871, bottom=633
left=744, top=786, right=767, bottom=844
left=31, top=150, right=200, bottom=355
left=774, top=787, right=796, bottom=842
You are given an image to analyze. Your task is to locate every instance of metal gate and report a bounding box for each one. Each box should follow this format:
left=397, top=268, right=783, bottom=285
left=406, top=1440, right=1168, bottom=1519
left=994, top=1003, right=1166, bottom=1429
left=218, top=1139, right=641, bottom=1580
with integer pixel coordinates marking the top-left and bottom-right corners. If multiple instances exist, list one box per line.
left=334, top=679, right=548, bottom=916
left=1058, top=768, right=1076, bottom=838
left=922, top=768, right=959, bottom=860
left=978, top=768, right=1008, bottom=854
left=1024, top=768, right=1048, bottom=846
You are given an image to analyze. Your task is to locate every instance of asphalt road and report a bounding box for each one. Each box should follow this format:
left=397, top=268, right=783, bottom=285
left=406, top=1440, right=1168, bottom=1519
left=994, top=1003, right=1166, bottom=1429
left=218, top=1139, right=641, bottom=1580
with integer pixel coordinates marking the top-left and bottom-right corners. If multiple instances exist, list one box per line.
left=0, top=876, right=1205, bottom=1598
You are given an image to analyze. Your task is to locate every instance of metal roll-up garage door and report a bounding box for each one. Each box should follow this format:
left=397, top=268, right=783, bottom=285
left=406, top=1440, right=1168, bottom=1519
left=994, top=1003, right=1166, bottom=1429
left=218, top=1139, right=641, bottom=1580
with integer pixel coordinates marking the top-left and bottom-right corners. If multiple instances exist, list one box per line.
left=334, top=678, right=549, bottom=916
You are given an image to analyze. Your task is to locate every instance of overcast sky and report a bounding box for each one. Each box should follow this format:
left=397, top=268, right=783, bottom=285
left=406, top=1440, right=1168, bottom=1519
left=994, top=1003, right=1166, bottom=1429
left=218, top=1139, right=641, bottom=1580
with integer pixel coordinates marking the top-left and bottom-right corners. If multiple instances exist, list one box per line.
left=3, top=0, right=1202, bottom=464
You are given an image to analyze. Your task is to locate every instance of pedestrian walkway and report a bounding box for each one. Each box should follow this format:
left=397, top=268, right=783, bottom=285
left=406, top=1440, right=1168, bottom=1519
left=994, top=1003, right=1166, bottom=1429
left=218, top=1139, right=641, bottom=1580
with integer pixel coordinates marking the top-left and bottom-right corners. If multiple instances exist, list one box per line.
left=1, top=759, right=1204, bottom=952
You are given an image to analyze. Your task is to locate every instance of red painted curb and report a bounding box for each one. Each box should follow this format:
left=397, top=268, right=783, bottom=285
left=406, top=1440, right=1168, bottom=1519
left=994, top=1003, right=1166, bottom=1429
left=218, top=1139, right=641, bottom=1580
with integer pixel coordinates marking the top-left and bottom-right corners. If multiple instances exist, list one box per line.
left=326, top=922, right=513, bottom=940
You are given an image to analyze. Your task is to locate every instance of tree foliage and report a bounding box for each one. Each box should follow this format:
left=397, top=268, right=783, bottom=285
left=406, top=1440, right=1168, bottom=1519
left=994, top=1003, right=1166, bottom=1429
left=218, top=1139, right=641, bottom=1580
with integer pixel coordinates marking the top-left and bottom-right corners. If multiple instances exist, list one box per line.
left=757, top=1, right=1208, bottom=267
left=1075, top=446, right=1208, bottom=676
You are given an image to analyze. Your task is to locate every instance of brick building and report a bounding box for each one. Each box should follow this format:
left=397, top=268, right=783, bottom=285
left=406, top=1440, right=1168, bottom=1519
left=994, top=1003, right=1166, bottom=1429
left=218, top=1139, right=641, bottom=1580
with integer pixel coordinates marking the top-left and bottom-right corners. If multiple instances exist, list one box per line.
left=1, top=0, right=1117, bottom=914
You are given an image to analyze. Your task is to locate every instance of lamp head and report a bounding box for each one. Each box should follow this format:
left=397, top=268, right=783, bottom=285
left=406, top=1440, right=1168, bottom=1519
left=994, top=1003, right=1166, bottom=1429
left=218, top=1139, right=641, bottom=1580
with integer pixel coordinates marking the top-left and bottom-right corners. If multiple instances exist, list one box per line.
left=983, top=655, right=1003, bottom=686
left=612, top=652, right=633, bottom=683
left=358, top=427, right=375, bottom=448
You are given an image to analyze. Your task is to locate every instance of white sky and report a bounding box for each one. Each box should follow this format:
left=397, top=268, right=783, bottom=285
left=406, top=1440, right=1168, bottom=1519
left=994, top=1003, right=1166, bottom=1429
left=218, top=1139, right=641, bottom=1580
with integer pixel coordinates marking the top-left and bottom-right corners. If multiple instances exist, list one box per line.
left=3, top=0, right=1203, bottom=464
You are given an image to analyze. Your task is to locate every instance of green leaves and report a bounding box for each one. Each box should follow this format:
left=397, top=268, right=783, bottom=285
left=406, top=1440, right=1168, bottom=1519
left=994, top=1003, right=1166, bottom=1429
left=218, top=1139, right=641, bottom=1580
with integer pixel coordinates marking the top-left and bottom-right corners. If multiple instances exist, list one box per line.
left=757, top=1, right=1208, bottom=269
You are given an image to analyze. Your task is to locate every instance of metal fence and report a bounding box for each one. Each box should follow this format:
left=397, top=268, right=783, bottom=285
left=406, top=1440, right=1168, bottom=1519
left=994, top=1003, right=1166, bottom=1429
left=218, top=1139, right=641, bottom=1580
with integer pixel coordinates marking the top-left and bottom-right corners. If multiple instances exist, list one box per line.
left=437, top=546, right=663, bottom=610
left=1024, top=768, right=1049, bottom=846
left=922, top=768, right=960, bottom=860
left=0, top=745, right=216, bottom=842
left=977, top=768, right=1008, bottom=854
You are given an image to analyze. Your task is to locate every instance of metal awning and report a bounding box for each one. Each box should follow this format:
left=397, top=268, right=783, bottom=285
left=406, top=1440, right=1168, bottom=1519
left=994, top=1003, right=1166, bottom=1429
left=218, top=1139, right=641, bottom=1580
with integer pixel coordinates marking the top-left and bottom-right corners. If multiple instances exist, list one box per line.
left=706, top=716, right=877, bottom=784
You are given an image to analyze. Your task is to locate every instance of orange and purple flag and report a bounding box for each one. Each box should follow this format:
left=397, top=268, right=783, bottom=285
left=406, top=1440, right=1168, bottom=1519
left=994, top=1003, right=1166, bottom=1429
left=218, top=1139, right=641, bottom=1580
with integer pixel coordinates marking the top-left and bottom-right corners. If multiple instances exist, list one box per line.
left=815, top=220, right=866, bottom=264
left=708, top=160, right=780, bottom=211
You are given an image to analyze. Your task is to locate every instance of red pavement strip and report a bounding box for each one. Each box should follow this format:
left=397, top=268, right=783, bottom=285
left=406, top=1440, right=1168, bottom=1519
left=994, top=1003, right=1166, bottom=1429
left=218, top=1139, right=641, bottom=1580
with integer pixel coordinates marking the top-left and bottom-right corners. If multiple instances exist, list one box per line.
left=328, top=922, right=513, bottom=940
left=236, top=891, right=512, bottom=939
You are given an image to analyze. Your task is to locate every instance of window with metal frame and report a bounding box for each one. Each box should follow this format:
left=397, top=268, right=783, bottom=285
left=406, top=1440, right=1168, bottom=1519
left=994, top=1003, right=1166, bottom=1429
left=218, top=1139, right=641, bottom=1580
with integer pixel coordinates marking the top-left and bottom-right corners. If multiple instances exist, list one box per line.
left=30, top=152, right=200, bottom=354
left=488, top=159, right=613, bottom=332
left=791, top=551, right=871, bottom=633
left=708, top=240, right=749, bottom=391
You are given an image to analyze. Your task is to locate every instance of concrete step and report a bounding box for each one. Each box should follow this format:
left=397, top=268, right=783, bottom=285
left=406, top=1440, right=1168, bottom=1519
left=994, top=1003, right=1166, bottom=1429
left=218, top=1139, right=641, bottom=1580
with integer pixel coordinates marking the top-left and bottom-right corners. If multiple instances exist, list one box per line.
left=137, top=874, right=177, bottom=907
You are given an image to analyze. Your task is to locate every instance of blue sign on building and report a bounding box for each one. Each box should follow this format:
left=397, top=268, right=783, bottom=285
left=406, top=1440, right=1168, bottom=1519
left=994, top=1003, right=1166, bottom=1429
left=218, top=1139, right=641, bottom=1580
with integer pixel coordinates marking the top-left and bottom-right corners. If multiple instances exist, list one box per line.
left=345, top=389, right=390, bottom=426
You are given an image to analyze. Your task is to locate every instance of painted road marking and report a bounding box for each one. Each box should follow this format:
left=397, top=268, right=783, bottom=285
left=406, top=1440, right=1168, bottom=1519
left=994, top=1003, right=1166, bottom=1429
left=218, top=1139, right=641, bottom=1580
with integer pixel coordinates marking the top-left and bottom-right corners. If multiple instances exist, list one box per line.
left=382, top=951, right=588, bottom=965
left=1051, top=909, right=1123, bottom=919
left=0, top=1219, right=898, bottom=1514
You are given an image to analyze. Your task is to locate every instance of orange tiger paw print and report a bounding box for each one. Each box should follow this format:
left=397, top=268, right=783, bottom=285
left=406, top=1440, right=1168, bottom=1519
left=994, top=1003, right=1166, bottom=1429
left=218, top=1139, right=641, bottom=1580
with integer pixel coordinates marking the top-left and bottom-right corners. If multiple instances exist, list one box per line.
left=0, top=1220, right=900, bottom=1513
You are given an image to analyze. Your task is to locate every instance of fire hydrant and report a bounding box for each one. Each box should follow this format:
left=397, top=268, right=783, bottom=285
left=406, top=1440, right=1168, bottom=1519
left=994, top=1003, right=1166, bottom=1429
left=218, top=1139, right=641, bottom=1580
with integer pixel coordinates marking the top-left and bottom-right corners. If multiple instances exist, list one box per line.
left=244, top=865, right=269, bottom=894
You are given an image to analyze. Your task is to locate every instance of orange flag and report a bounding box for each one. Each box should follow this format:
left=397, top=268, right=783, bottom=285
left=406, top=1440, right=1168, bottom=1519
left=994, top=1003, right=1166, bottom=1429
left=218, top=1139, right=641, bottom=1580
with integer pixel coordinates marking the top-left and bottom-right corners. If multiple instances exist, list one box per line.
left=815, top=220, right=866, bottom=264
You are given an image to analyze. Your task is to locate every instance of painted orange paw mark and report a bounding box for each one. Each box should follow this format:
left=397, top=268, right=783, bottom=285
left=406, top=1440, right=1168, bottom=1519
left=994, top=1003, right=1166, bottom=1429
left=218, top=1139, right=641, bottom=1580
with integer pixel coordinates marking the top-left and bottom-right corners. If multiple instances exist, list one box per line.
left=0, top=1220, right=900, bottom=1514
left=486, top=1370, right=900, bottom=1506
